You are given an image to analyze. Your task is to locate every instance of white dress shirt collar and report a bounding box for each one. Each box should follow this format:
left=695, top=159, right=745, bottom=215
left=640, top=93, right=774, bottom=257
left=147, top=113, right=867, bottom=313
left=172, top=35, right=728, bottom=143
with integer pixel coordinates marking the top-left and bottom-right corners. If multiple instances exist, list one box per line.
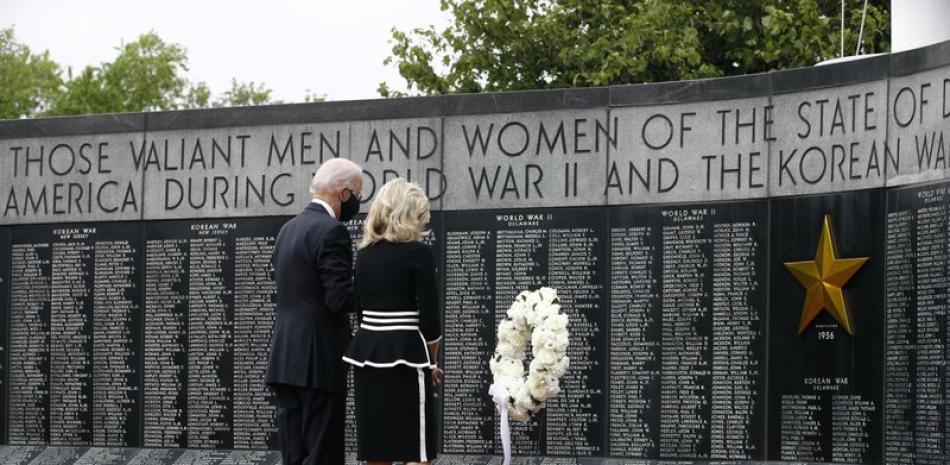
left=311, top=198, right=336, bottom=219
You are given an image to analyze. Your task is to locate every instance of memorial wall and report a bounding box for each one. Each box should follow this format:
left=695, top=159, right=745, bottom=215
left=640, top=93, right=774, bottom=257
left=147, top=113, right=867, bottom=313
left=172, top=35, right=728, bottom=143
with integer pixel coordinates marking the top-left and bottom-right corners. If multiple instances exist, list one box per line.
left=0, top=40, right=949, bottom=465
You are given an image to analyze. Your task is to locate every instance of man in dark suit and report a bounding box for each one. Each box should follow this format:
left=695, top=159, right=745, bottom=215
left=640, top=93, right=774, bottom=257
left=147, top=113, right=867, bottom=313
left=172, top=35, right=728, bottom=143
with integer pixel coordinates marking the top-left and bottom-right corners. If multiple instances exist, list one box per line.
left=266, top=158, right=364, bottom=465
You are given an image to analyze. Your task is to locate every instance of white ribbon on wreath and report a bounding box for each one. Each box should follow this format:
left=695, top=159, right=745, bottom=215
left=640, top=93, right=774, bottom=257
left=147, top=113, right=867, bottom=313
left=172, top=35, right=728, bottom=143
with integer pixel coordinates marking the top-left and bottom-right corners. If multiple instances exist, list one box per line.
left=488, top=287, right=570, bottom=465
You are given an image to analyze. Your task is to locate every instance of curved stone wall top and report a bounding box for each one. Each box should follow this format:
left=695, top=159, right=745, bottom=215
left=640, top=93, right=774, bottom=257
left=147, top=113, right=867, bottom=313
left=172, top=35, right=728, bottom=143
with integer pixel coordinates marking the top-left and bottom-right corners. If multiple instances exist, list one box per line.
left=1, top=40, right=949, bottom=224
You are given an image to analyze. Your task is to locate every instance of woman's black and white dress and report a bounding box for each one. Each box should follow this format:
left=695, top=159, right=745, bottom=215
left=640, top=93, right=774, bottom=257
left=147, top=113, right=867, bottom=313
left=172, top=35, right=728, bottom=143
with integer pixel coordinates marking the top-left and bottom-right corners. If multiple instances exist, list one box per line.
left=343, top=240, right=442, bottom=462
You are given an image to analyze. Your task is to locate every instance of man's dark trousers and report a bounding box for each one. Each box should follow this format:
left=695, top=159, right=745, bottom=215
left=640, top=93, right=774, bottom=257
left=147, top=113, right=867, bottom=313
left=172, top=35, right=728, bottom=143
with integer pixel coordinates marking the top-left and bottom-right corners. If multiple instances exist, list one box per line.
left=273, top=384, right=345, bottom=465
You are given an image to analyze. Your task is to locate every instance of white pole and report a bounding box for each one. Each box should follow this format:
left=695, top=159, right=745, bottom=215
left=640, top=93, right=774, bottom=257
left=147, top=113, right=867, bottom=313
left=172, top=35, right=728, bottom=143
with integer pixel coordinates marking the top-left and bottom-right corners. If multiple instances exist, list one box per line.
left=855, top=0, right=869, bottom=55
left=840, top=0, right=846, bottom=57
left=893, top=0, right=950, bottom=52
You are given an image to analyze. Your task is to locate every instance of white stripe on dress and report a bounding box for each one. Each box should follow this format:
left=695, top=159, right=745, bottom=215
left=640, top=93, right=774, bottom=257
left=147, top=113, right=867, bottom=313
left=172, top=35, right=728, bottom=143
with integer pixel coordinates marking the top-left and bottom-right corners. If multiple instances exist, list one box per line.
left=360, top=323, right=419, bottom=331
left=417, top=331, right=432, bottom=365
left=362, top=316, right=419, bottom=324
left=341, top=356, right=432, bottom=368
left=417, top=367, right=428, bottom=462
left=362, top=310, right=419, bottom=317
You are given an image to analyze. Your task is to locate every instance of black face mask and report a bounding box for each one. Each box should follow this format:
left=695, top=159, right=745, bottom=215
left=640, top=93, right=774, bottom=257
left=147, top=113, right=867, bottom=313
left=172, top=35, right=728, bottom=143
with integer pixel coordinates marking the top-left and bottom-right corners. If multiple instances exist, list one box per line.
left=339, top=189, right=360, bottom=222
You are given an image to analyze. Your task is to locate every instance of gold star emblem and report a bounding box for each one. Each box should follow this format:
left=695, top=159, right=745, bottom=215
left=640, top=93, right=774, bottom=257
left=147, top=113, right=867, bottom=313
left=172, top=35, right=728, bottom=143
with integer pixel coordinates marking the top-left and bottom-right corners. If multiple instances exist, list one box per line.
left=784, top=215, right=869, bottom=335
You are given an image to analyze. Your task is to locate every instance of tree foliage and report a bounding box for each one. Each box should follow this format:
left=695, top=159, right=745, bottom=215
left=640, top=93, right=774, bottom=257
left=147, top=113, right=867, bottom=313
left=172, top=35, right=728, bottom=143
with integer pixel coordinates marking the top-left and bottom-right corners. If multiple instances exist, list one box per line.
left=48, top=32, right=192, bottom=115
left=45, top=32, right=281, bottom=116
left=215, top=79, right=275, bottom=107
left=0, top=28, right=290, bottom=119
left=379, top=0, right=891, bottom=97
left=0, top=27, right=63, bottom=119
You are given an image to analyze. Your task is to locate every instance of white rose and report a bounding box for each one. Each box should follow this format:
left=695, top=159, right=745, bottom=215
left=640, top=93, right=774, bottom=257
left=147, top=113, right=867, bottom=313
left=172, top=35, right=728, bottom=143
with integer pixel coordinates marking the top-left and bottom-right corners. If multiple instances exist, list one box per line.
left=534, top=348, right=558, bottom=366
left=543, top=313, right=568, bottom=331
left=509, top=329, right=529, bottom=347
left=541, top=337, right=563, bottom=356
left=496, top=342, right=521, bottom=359
left=490, top=359, right=504, bottom=377
left=529, top=357, right=552, bottom=375
left=496, top=327, right=514, bottom=344
left=524, top=291, right=542, bottom=309
left=506, top=303, right=526, bottom=323
left=528, top=374, right=549, bottom=399
left=551, top=356, right=570, bottom=377
left=519, top=393, right=537, bottom=410
left=506, top=326, right=529, bottom=345
left=534, top=302, right=557, bottom=319
left=531, top=327, right=554, bottom=349
left=497, top=320, right=516, bottom=338
left=500, top=360, right=524, bottom=378
left=538, top=287, right=558, bottom=303
left=508, top=379, right=526, bottom=400
left=525, top=310, right=542, bottom=328
left=509, top=406, right=531, bottom=422
left=538, top=328, right=561, bottom=351
left=490, top=357, right=514, bottom=375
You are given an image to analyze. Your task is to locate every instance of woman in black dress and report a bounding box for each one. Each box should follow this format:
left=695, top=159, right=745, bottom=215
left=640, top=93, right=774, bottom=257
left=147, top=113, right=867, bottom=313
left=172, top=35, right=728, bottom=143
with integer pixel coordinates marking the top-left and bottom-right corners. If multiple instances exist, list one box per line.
left=343, top=178, right=443, bottom=465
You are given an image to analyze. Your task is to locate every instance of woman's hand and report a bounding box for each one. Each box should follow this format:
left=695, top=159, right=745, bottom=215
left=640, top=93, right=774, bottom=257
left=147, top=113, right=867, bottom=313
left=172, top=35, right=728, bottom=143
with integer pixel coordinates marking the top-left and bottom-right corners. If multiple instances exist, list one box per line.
left=430, top=366, right=444, bottom=386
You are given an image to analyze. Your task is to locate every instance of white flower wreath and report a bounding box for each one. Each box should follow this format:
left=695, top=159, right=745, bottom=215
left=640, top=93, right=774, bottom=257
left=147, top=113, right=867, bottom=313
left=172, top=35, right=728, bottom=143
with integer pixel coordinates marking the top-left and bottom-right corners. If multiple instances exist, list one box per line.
left=489, top=287, right=570, bottom=422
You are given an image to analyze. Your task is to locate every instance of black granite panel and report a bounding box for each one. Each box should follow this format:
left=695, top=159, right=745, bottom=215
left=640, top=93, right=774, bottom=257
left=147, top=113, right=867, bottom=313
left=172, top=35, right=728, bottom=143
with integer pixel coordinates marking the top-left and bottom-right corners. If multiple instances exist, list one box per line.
left=8, top=226, right=52, bottom=445
left=142, top=218, right=283, bottom=450
left=440, top=208, right=608, bottom=457
left=0, top=226, right=8, bottom=444
left=883, top=180, right=949, bottom=465
left=8, top=223, right=144, bottom=447
left=767, top=189, right=885, bottom=464
left=607, top=200, right=768, bottom=460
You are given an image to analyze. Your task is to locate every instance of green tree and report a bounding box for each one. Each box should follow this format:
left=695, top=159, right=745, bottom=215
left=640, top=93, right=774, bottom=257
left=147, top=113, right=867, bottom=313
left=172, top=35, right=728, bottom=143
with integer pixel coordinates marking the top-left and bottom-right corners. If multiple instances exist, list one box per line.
left=379, top=0, right=891, bottom=97
left=0, top=27, right=63, bottom=119
left=213, top=78, right=276, bottom=107
left=43, top=31, right=282, bottom=116
left=48, top=31, right=193, bottom=115
left=1, top=28, right=296, bottom=118
left=184, top=82, right=213, bottom=109
left=303, top=89, right=327, bottom=103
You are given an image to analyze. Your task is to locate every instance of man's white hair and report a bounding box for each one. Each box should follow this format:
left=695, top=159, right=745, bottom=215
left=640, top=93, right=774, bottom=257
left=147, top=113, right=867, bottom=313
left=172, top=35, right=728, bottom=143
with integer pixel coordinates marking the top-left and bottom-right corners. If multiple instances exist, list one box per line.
left=309, top=158, right=362, bottom=196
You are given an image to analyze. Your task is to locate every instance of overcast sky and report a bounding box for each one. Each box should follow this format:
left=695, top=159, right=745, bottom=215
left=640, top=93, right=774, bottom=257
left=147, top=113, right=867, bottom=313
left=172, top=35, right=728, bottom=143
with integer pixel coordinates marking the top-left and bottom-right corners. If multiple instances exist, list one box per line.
left=2, top=0, right=449, bottom=102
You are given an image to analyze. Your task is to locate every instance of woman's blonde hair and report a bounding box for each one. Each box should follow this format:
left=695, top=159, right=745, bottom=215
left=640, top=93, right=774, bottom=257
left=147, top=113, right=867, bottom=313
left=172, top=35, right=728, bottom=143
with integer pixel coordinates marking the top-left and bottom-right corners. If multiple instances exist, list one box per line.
left=360, top=178, right=430, bottom=248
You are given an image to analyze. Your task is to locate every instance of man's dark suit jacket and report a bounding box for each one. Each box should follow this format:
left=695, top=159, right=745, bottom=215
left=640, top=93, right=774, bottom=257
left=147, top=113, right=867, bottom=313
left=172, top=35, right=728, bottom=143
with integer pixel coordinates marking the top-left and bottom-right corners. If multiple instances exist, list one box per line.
left=266, top=203, right=355, bottom=395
